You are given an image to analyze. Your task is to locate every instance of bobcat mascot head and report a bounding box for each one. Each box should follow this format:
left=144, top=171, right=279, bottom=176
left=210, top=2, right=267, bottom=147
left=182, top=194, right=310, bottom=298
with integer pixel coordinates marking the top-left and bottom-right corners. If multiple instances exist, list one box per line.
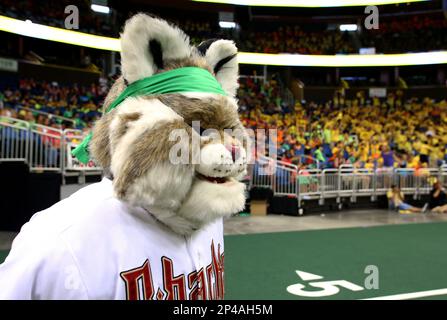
left=79, top=14, right=248, bottom=235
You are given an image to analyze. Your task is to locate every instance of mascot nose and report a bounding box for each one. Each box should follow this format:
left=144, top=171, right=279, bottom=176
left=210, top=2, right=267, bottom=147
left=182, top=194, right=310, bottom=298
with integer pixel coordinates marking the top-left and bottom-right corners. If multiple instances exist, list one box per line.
left=226, top=144, right=240, bottom=162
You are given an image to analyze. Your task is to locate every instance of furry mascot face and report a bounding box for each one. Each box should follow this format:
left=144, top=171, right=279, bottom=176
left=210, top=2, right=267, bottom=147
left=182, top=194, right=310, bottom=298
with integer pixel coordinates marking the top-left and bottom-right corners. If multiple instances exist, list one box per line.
left=89, top=14, right=248, bottom=235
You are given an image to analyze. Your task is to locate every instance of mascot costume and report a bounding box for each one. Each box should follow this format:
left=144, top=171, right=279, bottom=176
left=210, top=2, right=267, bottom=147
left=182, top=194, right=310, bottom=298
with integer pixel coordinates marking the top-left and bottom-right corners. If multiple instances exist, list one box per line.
left=0, top=13, right=248, bottom=300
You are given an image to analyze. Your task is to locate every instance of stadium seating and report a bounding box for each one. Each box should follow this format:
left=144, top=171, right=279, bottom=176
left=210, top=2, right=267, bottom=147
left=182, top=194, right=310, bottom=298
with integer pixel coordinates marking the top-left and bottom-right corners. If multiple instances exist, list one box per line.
left=0, top=78, right=104, bottom=130
left=2, top=77, right=447, bottom=172
left=1, top=1, right=446, bottom=54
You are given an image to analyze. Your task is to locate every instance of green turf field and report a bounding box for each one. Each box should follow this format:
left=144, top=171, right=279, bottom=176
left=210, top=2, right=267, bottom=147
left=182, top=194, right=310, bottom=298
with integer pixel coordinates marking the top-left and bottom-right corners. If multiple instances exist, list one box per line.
left=1, top=222, right=446, bottom=300
left=224, top=222, right=447, bottom=300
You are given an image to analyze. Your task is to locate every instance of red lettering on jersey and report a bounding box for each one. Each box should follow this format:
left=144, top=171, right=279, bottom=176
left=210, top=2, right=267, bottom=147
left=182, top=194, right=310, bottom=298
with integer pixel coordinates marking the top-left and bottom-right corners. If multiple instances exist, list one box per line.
left=188, top=270, right=199, bottom=300
left=156, top=288, right=165, bottom=300
left=120, top=242, right=225, bottom=300
left=187, top=268, right=207, bottom=300
left=196, top=268, right=208, bottom=300
left=120, top=259, right=154, bottom=300
left=206, top=262, right=214, bottom=299
left=211, top=242, right=225, bottom=300
left=220, top=251, right=225, bottom=298
left=161, top=256, right=187, bottom=300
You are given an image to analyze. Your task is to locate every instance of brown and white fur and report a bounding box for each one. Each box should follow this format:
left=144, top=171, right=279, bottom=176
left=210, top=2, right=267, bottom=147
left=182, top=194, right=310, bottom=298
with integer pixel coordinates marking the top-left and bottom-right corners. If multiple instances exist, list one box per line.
left=90, top=13, right=248, bottom=235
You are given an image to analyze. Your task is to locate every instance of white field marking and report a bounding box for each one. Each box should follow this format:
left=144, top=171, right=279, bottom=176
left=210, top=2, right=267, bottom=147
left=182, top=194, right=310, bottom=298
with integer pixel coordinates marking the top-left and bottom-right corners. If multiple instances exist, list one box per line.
left=295, top=270, right=323, bottom=281
left=362, top=288, right=447, bottom=300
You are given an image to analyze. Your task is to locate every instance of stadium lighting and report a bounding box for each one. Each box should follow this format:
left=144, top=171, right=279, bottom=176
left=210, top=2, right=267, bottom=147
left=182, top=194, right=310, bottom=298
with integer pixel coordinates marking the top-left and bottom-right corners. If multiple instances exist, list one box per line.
left=91, top=4, right=110, bottom=14
left=1, top=15, right=446, bottom=67
left=219, top=21, right=236, bottom=28
left=0, top=15, right=120, bottom=51
left=339, top=24, right=358, bottom=32
left=237, top=52, right=447, bottom=67
left=192, top=0, right=427, bottom=7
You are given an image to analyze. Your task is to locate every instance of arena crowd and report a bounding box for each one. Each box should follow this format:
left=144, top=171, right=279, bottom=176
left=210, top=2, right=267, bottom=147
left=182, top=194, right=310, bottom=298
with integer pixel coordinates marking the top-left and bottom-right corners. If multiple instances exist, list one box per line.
left=1, top=77, right=447, bottom=172
left=1, top=1, right=446, bottom=54
left=239, top=77, right=447, bottom=170
left=0, top=78, right=104, bottom=134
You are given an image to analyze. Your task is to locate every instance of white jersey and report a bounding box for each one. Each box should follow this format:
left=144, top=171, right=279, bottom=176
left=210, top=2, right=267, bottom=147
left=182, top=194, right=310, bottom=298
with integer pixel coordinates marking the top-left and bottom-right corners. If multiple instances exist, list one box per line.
left=0, top=178, right=224, bottom=300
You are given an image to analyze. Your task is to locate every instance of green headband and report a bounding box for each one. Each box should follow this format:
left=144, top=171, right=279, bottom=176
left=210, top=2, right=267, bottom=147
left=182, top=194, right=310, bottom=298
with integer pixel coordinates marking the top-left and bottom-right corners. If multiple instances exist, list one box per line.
left=72, top=67, right=227, bottom=164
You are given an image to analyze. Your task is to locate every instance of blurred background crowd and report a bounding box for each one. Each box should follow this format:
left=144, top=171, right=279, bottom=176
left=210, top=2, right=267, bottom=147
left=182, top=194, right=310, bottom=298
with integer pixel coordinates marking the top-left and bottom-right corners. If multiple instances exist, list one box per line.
left=1, top=0, right=446, bottom=55
left=0, top=0, right=446, bottom=173
left=1, top=76, right=446, bottom=172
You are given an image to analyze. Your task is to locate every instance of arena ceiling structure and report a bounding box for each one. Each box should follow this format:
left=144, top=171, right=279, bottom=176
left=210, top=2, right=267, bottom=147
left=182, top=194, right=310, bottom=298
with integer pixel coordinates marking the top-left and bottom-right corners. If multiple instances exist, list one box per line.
left=0, top=0, right=446, bottom=66
left=192, top=0, right=429, bottom=7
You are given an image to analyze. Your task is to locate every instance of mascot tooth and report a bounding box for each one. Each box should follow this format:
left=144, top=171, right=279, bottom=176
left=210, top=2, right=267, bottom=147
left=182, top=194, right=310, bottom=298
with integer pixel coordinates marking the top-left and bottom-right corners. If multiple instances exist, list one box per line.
left=0, top=13, right=248, bottom=300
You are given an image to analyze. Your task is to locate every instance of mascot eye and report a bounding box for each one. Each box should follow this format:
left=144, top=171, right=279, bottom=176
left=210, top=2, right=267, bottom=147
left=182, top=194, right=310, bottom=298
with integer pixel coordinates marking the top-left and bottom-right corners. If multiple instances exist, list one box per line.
left=192, top=124, right=207, bottom=136
left=200, top=127, right=208, bottom=135
left=201, top=127, right=216, bottom=136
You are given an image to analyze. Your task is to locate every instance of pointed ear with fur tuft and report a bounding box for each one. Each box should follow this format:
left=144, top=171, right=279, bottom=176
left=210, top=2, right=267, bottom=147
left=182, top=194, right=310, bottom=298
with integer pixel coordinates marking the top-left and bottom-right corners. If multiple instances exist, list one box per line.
left=199, top=39, right=239, bottom=97
left=120, top=13, right=191, bottom=84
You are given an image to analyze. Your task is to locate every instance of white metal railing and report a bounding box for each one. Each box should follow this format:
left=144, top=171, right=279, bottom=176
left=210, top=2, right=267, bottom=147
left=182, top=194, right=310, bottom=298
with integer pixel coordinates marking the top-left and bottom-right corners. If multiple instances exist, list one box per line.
left=439, top=166, right=447, bottom=186
left=0, top=118, right=102, bottom=177
left=29, top=123, right=63, bottom=171
left=250, top=155, right=275, bottom=190
left=3, top=116, right=446, bottom=198
left=273, top=162, right=297, bottom=196
left=0, top=117, right=30, bottom=162
left=298, top=169, right=321, bottom=199
left=251, top=155, right=447, bottom=207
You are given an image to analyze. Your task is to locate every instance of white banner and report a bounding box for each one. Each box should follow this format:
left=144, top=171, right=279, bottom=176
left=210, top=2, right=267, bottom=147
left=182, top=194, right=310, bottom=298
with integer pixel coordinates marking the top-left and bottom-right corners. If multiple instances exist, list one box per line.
left=66, top=142, right=102, bottom=170
left=0, top=57, right=18, bottom=72
left=369, top=87, right=387, bottom=98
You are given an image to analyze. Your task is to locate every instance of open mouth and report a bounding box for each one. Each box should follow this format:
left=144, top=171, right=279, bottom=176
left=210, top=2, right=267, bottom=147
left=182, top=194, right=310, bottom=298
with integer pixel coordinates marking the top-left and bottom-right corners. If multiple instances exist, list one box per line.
left=196, top=173, right=229, bottom=184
